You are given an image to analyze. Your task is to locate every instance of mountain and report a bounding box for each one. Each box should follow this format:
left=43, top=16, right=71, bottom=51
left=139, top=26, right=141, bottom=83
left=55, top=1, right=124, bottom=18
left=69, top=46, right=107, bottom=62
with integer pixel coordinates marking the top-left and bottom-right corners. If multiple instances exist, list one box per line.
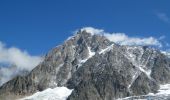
left=162, top=51, right=170, bottom=58
left=0, top=65, right=29, bottom=86
left=0, top=29, right=170, bottom=100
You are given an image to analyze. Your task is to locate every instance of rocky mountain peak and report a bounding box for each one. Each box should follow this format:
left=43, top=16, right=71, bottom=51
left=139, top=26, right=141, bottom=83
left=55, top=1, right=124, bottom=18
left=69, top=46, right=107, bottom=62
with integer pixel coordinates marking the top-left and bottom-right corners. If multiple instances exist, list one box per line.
left=0, top=29, right=170, bottom=100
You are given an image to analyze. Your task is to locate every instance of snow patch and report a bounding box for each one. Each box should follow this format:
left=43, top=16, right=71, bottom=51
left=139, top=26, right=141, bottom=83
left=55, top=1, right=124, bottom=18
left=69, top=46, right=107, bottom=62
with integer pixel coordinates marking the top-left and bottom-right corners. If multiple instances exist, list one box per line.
left=20, top=87, right=73, bottom=100
left=118, top=84, right=170, bottom=100
left=87, top=47, right=95, bottom=58
left=128, top=72, right=139, bottom=88
left=78, top=47, right=95, bottom=67
left=66, top=36, right=75, bottom=41
left=56, top=64, right=64, bottom=73
left=99, top=44, right=114, bottom=54
left=157, top=84, right=170, bottom=95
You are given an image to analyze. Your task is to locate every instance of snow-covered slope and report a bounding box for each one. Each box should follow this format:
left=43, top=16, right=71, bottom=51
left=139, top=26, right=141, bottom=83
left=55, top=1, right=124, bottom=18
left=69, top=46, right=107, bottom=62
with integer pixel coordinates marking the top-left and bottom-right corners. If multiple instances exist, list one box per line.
left=118, top=84, right=170, bottom=100
left=20, top=87, right=73, bottom=100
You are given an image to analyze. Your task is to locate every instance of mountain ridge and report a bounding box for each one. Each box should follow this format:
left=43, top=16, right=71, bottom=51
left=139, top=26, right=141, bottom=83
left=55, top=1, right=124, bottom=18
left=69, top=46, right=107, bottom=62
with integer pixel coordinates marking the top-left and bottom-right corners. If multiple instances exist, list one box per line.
left=0, top=28, right=170, bottom=100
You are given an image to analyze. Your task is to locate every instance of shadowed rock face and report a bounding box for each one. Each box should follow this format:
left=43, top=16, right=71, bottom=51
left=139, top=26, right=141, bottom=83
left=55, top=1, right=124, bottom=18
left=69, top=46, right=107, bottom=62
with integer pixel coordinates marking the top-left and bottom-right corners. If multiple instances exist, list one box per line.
left=67, top=50, right=133, bottom=100
left=0, top=30, right=170, bottom=100
left=67, top=45, right=170, bottom=100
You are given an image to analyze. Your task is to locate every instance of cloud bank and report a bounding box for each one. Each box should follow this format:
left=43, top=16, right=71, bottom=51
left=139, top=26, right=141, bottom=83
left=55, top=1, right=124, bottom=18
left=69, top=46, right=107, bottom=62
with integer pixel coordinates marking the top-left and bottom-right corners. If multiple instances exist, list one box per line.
left=81, top=27, right=162, bottom=47
left=0, top=41, right=42, bottom=86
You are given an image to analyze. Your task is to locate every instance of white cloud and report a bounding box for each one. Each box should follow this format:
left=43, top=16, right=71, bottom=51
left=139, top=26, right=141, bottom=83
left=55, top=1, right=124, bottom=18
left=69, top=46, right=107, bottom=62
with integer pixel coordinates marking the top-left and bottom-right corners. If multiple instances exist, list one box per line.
left=159, top=35, right=166, bottom=40
left=0, top=41, right=42, bottom=86
left=155, top=12, right=170, bottom=23
left=81, top=27, right=162, bottom=47
left=81, top=27, right=104, bottom=35
left=0, top=42, right=42, bottom=70
left=105, top=33, right=162, bottom=47
left=0, top=66, right=18, bottom=86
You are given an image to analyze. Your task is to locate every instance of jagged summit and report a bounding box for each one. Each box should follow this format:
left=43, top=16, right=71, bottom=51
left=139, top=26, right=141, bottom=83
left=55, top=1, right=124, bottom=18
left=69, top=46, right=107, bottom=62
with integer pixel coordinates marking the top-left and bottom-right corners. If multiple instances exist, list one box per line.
left=67, top=27, right=105, bottom=41
left=0, top=28, right=170, bottom=100
left=79, top=27, right=104, bottom=35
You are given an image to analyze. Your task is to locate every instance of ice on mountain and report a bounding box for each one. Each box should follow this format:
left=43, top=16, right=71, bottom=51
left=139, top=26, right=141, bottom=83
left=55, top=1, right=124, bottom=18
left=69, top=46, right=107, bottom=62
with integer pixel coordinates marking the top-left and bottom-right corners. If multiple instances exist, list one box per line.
left=20, top=87, right=73, bottom=100
left=99, top=44, right=114, bottom=54
left=77, top=46, right=95, bottom=67
left=119, top=84, right=170, bottom=100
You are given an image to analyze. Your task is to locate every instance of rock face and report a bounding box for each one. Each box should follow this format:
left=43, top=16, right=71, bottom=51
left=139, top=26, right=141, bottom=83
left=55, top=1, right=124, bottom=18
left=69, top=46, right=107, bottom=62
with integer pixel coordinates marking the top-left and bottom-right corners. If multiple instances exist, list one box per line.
left=0, top=29, right=170, bottom=100
left=0, top=65, right=29, bottom=86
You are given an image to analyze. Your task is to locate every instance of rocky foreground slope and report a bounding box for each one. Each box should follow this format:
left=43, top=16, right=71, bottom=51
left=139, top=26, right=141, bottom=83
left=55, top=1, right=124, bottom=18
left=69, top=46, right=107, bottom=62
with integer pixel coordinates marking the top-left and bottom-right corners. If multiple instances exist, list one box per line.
left=0, top=29, right=170, bottom=100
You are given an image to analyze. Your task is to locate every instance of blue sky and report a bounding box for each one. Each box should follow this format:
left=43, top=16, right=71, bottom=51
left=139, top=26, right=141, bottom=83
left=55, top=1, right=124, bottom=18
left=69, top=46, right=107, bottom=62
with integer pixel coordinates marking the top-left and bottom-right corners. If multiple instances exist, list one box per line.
left=0, top=0, right=170, bottom=55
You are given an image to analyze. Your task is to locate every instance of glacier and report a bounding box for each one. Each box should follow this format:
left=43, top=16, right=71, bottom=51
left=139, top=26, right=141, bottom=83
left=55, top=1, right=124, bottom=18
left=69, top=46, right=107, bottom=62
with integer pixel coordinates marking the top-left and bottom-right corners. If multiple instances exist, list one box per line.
left=20, top=87, right=73, bottom=100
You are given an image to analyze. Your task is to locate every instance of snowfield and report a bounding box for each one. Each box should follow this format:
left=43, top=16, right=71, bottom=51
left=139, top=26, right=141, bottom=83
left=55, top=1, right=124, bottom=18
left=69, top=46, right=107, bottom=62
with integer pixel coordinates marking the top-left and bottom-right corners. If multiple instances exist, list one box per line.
left=20, top=84, right=170, bottom=100
left=156, top=84, right=170, bottom=96
left=118, top=84, right=170, bottom=100
left=20, top=87, right=73, bottom=100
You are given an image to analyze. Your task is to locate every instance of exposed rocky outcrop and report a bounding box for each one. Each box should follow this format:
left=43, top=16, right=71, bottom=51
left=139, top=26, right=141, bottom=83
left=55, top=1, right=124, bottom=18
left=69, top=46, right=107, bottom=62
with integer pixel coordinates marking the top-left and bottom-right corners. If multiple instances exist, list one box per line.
left=0, top=29, right=170, bottom=100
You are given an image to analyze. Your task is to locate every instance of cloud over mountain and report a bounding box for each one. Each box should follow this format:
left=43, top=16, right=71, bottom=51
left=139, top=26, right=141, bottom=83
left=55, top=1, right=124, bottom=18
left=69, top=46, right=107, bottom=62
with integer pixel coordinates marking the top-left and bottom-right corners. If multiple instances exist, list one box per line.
left=81, top=27, right=162, bottom=47
left=0, top=41, right=42, bottom=86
